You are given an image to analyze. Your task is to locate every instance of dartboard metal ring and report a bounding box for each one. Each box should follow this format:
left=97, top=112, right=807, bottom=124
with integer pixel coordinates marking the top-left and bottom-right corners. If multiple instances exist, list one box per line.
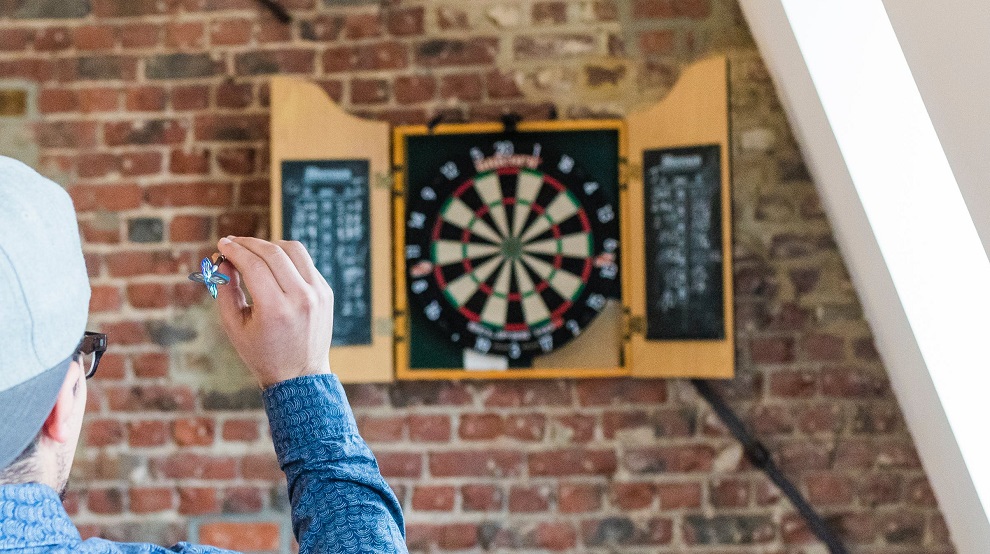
left=405, top=137, right=620, bottom=360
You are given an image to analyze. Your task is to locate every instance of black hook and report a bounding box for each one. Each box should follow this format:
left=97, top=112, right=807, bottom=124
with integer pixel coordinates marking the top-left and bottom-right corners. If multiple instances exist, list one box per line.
left=500, top=112, right=522, bottom=134
left=426, top=113, right=444, bottom=133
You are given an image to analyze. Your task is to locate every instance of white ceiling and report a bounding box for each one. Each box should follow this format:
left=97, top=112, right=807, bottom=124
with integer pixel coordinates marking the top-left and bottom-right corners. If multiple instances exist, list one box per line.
left=737, top=1, right=990, bottom=552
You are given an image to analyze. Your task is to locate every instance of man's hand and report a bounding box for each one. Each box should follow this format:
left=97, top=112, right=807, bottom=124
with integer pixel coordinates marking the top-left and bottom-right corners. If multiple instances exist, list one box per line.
left=215, top=236, right=334, bottom=388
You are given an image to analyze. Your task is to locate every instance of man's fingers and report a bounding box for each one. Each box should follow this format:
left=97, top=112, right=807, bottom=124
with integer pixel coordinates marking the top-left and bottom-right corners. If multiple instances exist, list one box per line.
left=217, top=237, right=281, bottom=306
left=215, top=258, right=250, bottom=331
left=230, top=237, right=309, bottom=295
left=276, top=240, right=327, bottom=286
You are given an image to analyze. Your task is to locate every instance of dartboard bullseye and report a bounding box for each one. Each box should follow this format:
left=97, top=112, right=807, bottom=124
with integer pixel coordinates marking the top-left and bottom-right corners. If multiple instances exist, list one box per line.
left=406, top=138, right=620, bottom=360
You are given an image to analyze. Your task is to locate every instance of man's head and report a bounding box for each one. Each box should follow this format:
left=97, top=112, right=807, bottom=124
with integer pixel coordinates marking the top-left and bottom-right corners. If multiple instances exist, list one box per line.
left=0, top=156, right=91, bottom=494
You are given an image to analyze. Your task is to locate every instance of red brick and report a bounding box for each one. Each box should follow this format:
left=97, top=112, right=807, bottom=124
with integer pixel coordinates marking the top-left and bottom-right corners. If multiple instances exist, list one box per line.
left=577, top=379, right=665, bottom=406
left=461, top=484, right=502, bottom=511
left=222, top=419, right=260, bottom=442
left=769, top=369, right=816, bottom=397
left=802, top=333, right=845, bottom=361
left=350, top=78, right=389, bottom=105
left=486, top=69, right=523, bottom=99
left=387, top=7, right=424, bottom=36
left=343, top=13, right=382, bottom=39
left=222, top=487, right=264, bottom=513
left=172, top=85, right=209, bottom=110
left=108, top=384, right=195, bottom=412
left=89, top=285, right=122, bottom=312
left=533, top=522, right=577, bottom=550
left=34, top=27, right=72, bottom=51
left=0, top=59, right=55, bottom=83
left=94, top=352, right=125, bottom=380
left=36, top=120, right=97, bottom=148
left=440, top=73, right=483, bottom=102
left=258, top=17, right=292, bottom=43
left=412, top=485, right=455, bottom=511
left=377, top=452, right=422, bottom=478
left=416, top=38, right=498, bottom=67
left=99, top=320, right=149, bottom=345
left=459, top=413, right=503, bottom=440
left=235, top=49, right=315, bottom=75
left=173, top=418, right=215, bottom=446
left=215, top=80, right=253, bottom=109
left=430, top=450, right=523, bottom=478
left=210, top=19, right=253, bottom=46
left=154, top=454, right=237, bottom=480
left=169, top=148, right=210, bottom=174
left=85, top=419, right=124, bottom=447
left=242, top=454, right=283, bottom=481
left=750, top=336, right=796, bottom=364
left=75, top=25, right=116, bottom=51
left=610, top=482, right=655, bottom=510
left=120, top=23, right=160, bottom=48
left=200, top=522, right=280, bottom=551
left=482, top=381, right=571, bottom=407
left=126, top=283, right=168, bottom=309
left=356, top=415, right=404, bottom=442
left=657, top=482, right=702, bottom=508
left=558, top=484, right=601, bottom=513
left=216, top=147, right=255, bottom=175
left=125, top=86, right=167, bottom=111
left=551, top=415, right=595, bottom=442
left=145, top=182, right=232, bottom=207
left=128, top=420, right=169, bottom=447
left=217, top=211, right=259, bottom=237
left=625, top=446, right=715, bottom=474
left=505, top=414, right=545, bottom=441
left=119, top=151, right=162, bottom=176
left=178, top=487, right=219, bottom=515
left=104, top=119, right=187, bottom=146
left=194, top=114, right=268, bottom=142
left=530, top=449, right=616, bottom=476
left=404, top=414, right=447, bottom=442
left=130, top=487, right=174, bottom=513
left=77, top=157, right=118, bottom=183
left=710, top=478, right=750, bottom=507
left=509, top=485, right=549, bottom=512
left=394, top=75, right=436, bottom=104
left=77, top=86, right=119, bottom=112
left=106, top=251, right=179, bottom=277
left=170, top=215, right=213, bottom=242
left=133, top=352, right=170, bottom=378
left=821, top=367, right=887, bottom=398
left=38, top=88, right=78, bottom=113
left=0, top=28, right=33, bottom=52
left=165, top=22, right=205, bottom=49
left=87, top=489, right=123, bottom=514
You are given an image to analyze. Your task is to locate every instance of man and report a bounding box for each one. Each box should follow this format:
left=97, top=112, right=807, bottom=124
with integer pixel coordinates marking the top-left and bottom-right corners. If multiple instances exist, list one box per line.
left=0, top=156, right=407, bottom=552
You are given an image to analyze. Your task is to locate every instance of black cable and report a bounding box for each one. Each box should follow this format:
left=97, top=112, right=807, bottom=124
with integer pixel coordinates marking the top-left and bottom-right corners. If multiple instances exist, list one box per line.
left=690, top=379, right=849, bottom=554
left=255, top=0, right=291, bottom=23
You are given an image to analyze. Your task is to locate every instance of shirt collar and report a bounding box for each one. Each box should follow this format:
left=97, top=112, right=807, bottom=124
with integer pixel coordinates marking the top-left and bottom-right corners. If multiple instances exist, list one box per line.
left=0, top=483, right=80, bottom=550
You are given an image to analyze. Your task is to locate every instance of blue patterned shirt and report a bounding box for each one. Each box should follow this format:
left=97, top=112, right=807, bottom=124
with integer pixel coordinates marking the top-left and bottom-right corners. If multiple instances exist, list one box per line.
left=0, top=374, right=407, bottom=553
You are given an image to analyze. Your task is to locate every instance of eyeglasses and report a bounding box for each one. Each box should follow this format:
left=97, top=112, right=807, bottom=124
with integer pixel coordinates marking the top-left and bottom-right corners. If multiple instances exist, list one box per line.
left=76, top=331, right=107, bottom=380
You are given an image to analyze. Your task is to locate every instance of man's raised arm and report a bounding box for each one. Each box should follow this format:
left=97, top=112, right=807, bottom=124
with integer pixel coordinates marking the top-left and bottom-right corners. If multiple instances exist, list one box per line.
left=215, top=236, right=406, bottom=553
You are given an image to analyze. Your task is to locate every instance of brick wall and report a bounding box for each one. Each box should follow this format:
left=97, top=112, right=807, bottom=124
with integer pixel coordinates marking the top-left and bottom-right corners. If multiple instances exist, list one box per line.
left=0, top=0, right=954, bottom=552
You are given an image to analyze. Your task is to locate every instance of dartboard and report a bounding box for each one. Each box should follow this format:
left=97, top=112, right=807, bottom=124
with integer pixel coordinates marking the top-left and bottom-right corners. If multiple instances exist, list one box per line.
left=405, top=138, right=620, bottom=360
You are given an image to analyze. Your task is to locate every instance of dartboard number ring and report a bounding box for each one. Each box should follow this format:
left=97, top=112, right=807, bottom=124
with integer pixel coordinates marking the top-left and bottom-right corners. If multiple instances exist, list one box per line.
left=405, top=137, right=620, bottom=360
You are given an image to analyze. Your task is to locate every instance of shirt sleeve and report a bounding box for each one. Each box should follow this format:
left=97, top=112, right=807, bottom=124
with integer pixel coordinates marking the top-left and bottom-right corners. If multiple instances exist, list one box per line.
left=263, top=373, right=407, bottom=554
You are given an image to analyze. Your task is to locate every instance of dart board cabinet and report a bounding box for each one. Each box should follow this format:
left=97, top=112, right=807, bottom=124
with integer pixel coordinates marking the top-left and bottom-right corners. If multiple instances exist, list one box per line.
left=270, top=56, right=734, bottom=383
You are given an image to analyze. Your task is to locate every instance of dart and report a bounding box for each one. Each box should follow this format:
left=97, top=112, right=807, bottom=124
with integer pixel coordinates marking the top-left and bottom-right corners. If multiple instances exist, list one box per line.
left=188, top=255, right=230, bottom=299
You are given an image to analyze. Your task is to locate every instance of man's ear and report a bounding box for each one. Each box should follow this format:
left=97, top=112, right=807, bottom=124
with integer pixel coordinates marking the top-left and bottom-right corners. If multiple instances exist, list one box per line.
left=41, top=363, right=81, bottom=444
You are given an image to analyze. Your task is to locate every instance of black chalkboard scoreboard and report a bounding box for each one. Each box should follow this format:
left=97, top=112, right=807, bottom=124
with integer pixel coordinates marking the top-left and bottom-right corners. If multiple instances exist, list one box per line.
left=270, top=55, right=734, bottom=382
